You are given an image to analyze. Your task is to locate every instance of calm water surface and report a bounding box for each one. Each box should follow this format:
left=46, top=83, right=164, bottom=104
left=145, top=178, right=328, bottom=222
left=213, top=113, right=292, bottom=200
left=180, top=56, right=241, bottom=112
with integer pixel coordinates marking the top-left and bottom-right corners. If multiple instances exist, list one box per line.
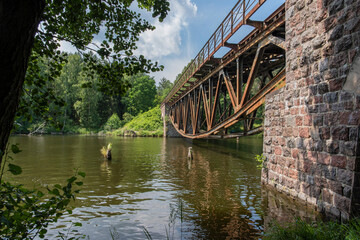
left=8, top=136, right=317, bottom=239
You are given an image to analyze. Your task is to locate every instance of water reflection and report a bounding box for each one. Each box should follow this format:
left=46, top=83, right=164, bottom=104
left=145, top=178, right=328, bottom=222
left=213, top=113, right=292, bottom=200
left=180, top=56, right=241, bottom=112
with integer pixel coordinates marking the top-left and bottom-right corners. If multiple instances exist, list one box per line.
left=162, top=138, right=263, bottom=239
left=8, top=135, right=319, bottom=239
left=261, top=186, right=320, bottom=231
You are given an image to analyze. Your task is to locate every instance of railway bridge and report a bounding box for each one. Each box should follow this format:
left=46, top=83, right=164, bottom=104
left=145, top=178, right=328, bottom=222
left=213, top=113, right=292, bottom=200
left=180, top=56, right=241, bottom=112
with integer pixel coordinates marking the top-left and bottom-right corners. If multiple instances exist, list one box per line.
left=161, top=0, right=360, bottom=221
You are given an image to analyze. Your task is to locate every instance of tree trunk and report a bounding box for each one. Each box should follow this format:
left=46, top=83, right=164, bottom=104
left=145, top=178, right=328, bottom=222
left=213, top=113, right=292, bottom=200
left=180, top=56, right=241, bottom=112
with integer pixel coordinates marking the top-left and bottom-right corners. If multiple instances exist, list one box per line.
left=0, top=0, right=45, bottom=164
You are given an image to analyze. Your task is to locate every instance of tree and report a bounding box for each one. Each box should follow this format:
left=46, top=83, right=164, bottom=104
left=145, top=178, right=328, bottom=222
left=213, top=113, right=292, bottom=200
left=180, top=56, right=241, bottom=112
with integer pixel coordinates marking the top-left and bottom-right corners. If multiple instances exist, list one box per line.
left=156, top=77, right=173, bottom=103
left=0, top=0, right=170, bottom=163
left=122, top=74, right=157, bottom=116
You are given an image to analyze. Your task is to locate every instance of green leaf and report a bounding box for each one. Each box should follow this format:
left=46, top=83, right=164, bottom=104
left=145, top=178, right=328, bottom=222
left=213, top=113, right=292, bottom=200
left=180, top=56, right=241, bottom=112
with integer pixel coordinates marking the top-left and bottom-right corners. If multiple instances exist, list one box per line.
left=67, top=176, right=77, bottom=184
left=74, top=222, right=82, bottom=227
left=8, top=164, right=22, bottom=175
left=50, top=188, right=60, bottom=196
left=78, top=171, right=86, bottom=178
left=37, top=191, right=45, bottom=198
left=11, top=144, right=22, bottom=154
left=54, top=184, right=62, bottom=189
left=75, top=181, right=83, bottom=186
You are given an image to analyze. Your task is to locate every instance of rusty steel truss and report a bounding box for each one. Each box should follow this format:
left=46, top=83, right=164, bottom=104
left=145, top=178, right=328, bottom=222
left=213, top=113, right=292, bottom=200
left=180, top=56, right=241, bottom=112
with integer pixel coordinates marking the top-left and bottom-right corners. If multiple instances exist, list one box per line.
left=162, top=1, right=286, bottom=139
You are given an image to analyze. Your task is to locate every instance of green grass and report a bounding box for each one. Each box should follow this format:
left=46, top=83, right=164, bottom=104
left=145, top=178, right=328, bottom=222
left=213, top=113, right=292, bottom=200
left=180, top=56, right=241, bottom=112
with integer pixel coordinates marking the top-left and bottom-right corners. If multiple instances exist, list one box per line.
left=111, top=107, right=163, bottom=137
left=264, top=218, right=360, bottom=240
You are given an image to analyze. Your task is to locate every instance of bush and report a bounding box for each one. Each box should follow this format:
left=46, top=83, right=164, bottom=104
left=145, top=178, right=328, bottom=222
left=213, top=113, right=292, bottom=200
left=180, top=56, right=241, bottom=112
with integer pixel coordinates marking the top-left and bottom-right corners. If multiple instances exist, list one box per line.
left=0, top=144, right=85, bottom=239
left=122, top=112, right=134, bottom=125
left=104, top=113, right=122, bottom=130
left=124, top=107, right=162, bottom=131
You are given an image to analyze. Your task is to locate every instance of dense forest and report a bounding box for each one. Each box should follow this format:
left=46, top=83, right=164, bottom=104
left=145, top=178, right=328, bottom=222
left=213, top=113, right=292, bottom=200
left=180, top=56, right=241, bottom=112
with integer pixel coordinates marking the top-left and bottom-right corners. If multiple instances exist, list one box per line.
left=14, top=53, right=173, bottom=135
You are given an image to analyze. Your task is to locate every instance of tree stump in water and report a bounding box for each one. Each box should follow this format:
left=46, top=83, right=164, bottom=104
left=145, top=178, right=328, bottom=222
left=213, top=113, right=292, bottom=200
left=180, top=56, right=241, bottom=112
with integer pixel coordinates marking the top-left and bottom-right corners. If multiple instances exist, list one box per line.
left=106, top=149, right=112, bottom=160
left=187, top=147, right=193, bottom=160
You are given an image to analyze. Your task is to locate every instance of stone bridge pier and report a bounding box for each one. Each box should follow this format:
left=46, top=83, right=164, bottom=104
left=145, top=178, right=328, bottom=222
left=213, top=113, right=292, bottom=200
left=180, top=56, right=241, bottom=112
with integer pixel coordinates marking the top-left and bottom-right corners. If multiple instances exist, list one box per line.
left=262, top=0, right=360, bottom=220
left=161, top=104, right=181, bottom=137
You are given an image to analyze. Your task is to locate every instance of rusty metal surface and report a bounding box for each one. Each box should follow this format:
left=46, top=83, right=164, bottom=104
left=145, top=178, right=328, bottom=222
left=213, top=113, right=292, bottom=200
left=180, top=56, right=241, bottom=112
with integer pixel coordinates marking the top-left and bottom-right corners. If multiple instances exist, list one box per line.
left=163, top=1, right=286, bottom=139
left=162, top=0, right=270, bottom=106
left=166, top=4, right=285, bottom=107
left=169, top=70, right=285, bottom=138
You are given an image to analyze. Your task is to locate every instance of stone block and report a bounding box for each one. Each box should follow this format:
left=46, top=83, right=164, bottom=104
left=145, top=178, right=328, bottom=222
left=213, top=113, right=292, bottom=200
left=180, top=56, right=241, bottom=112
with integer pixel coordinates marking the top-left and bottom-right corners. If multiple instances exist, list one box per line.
left=340, top=141, right=356, bottom=156
left=347, top=156, right=356, bottom=171
left=344, top=16, right=360, bottom=32
left=348, top=110, right=360, bottom=125
left=328, top=180, right=343, bottom=195
left=318, top=83, right=329, bottom=94
left=299, top=127, right=310, bottom=138
left=283, top=148, right=291, bottom=157
left=334, top=193, right=350, bottom=212
left=324, top=92, right=338, bottom=103
left=326, top=140, right=340, bottom=154
left=313, top=115, right=324, bottom=126
left=274, top=146, right=282, bottom=155
left=329, top=25, right=344, bottom=41
left=287, top=138, right=296, bottom=148
left=335, top=35, right=353, bottom=54
left=323, top=165, right=337, bottom=181
left=318, top=153, right=331, bottom=165
left=337, top=168, right=353, bottom=186
left=296, top=116, right=303, bottom=126
left=331, top=155, right=347, bottom=169
left=319, top=127, right=331, bottom=139
left=339, top=111, right=351, bottom=124
left=307, top=151, right=318, bottom=162
left=329, top=0, right=344, bottom=16
left=331, top=126, right=349, bottom=141
left=287, top=158, right=296, bottom=169
left=288, top=168, right=299, bottom=179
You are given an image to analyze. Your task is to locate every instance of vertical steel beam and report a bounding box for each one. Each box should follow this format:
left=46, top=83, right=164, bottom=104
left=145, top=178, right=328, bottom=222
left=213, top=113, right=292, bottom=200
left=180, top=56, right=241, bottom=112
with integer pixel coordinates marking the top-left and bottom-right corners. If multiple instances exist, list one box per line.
left=239, top=46, right=265, bottom=108
left=222, top=69, right=237, bottom=109
left=210, top=74, right=221, bottom=127
left=201, top=85, right=211, bottom=130
left=236, top=57, right=243, bottom=105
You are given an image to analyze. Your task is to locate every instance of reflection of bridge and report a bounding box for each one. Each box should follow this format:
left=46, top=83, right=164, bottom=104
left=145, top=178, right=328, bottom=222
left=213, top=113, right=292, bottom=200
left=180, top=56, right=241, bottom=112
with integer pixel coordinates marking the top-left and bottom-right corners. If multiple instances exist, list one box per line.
left=161, top=0, right=285, bottom=139
left=161, top=0, right=360, bottom=221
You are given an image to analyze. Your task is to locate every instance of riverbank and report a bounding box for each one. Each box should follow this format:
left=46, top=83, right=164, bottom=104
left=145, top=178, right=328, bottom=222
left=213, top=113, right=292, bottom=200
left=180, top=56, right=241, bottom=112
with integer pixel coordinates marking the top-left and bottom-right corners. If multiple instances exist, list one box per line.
left=13, top=106, right=164, bottom=137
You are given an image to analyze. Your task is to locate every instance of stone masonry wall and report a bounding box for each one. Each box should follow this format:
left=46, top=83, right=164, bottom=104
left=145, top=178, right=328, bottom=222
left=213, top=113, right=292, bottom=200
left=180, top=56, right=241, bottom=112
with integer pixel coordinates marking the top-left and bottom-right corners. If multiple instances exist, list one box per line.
left=161, top=104, right=182, bottom=138
left=262, top=0, right=360, bottom=220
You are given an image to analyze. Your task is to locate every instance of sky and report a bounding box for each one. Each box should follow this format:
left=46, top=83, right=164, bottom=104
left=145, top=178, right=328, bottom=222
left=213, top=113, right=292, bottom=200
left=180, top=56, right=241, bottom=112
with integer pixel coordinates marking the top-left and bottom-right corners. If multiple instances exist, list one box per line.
left=60, top=0, right=285, bottom=84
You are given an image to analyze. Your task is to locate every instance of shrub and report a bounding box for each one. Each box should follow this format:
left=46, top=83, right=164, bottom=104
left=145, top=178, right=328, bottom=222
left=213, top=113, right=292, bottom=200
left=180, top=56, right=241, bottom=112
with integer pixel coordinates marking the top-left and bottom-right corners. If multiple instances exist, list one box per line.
left=104, top=113, right=122, bottom=130
left=124, top=107, right=162, bottom=131
left=122, top=112, right=134, bottom=125
left=0, top=144, right=85, bottom=239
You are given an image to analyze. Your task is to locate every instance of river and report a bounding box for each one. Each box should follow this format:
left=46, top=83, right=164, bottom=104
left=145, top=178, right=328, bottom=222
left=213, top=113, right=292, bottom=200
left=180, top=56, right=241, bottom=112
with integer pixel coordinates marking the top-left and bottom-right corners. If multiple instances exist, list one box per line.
left=7, top=135, right=318, bottom=239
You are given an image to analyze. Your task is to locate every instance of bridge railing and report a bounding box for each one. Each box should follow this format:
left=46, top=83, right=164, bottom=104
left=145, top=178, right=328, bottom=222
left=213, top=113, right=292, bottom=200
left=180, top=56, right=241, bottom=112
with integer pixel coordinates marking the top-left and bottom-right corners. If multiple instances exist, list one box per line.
left=162, top=0, right=266, bottom=105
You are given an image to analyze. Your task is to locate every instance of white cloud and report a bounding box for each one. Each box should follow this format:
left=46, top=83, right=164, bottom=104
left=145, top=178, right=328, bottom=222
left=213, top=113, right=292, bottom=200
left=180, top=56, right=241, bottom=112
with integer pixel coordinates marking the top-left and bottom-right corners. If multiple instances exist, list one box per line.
left=136, top=0, right=197, bottom=59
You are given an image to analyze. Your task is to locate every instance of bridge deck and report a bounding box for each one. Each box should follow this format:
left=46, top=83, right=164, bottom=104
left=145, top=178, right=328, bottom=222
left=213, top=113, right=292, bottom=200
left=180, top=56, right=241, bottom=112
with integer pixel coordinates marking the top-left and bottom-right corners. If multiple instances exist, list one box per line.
left=162, top=0, right=286, bottom=138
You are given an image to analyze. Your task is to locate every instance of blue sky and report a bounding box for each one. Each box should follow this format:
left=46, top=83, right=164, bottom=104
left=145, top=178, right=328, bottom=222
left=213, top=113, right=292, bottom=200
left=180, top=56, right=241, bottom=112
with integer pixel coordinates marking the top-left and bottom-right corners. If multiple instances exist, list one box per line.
left=60, top=0, right=285, bottom=84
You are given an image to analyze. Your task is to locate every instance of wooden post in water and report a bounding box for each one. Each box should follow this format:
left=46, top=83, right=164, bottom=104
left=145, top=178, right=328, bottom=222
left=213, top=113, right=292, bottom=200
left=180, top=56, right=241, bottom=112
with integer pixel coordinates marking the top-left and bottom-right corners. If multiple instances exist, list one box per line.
left=187, top=147, right=193, bottom=160
left=106, top=149, right=112, bottom=160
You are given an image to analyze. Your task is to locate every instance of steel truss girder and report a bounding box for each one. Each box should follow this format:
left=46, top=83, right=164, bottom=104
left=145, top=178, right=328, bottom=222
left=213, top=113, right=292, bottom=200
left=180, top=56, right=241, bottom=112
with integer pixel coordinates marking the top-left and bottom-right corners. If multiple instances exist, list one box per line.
left=163, top=3, right=285, bottom=106
left=169, top=37, right=285, bottom=138
left=166, top=3, right=286, bottom=139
